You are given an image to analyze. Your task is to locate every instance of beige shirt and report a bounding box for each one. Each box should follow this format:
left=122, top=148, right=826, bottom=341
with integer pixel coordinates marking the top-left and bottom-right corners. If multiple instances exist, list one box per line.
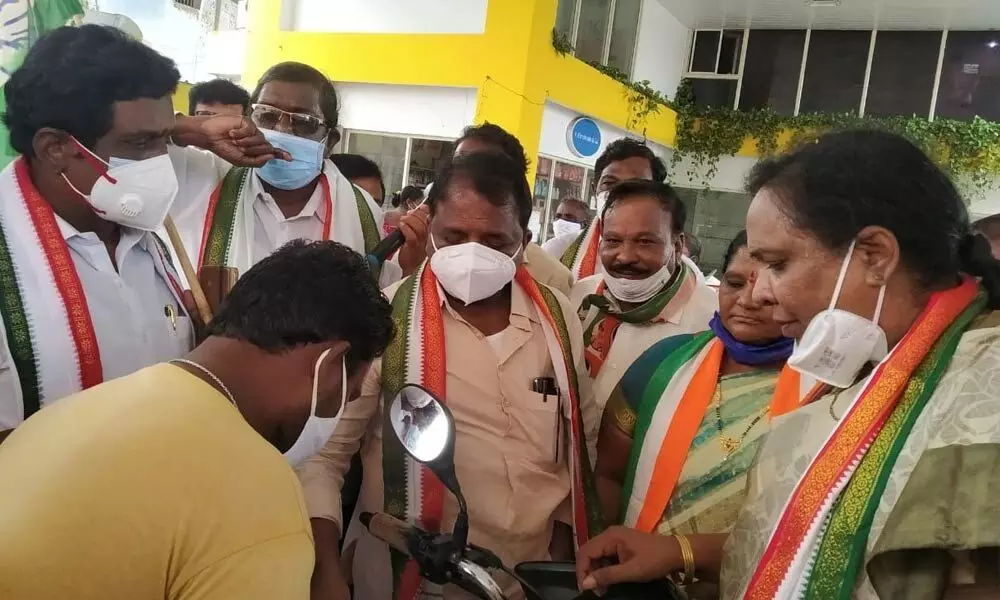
left=523, top=242, right=574, bottom=296
left=570, top=273, right=718, bottom=414
left=298, top=281, right=598, bottom=600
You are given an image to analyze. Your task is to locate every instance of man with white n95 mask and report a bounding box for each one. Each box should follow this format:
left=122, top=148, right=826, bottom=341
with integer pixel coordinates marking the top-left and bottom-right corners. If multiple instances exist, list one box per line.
left=0, top=239, right=394, bottom=600
left=0, top=25, right=281, bottom=444
left=570, top=180, right=717, bottom=416
left=300, top=152, right=602, bottom=600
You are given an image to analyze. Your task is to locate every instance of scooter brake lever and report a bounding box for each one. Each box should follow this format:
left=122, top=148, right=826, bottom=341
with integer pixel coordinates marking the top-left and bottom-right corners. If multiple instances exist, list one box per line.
left=463, top=543, right=504, bottom=570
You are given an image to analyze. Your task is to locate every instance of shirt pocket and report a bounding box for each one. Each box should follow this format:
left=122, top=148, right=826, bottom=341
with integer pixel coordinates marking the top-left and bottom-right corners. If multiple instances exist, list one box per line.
left=158, top=312, right=194, bottom=359
left=512, top=390, right=563, bottom=469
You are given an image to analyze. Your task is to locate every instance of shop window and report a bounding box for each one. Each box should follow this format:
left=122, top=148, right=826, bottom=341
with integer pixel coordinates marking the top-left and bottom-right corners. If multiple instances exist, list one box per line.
left=346, top=133, right=406, bottom=199
left=407, top=138, right=455, bottom=188
left=688, top=30, right=743, bottom=74
left=575, top=0, right=612, bottom=64
left=866, top=31, right=940, bottom=118
left=738, top=30, right=805, bottom=116
left=532, top=156, right=594, bottom=243
left=935, top=31, right=1000, bottom=122
left=799, top=30, right=871, bottom=115
left=678, top=187, right=752, bottom=274
left=556, top=0, right=642, bottom=76
left=607, top=0, right=642, bottom=74
left=689, top=79, right=738, bottom=110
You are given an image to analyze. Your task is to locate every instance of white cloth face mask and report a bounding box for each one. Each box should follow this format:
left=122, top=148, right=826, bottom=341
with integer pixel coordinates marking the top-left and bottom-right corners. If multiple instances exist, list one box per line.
left=61, top=142, right=179, bottom=231
left=604, top=264, right=673, bottom=303
left=552, top=219, right=583, bottom=238
left=429, top=236, right=520, bottom=305
left=284, top=349, right=348, bottom=466
left=787, top=239, right=888, bottom=388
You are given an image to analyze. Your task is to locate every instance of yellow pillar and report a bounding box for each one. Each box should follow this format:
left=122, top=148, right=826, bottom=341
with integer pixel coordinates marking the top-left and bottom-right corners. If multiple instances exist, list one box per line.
left=474, top=0, right=557, bottom=185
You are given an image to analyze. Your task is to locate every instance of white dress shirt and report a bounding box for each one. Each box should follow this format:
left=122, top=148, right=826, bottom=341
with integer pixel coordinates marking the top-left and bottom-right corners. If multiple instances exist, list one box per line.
left=167, top=146, right=400, bottom=287
left=0, top=217, right=193, bottom=429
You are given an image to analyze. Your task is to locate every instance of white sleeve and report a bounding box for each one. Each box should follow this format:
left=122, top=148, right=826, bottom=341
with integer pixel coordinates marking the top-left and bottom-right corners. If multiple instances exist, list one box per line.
left=541, top=233, right=575, bottom=258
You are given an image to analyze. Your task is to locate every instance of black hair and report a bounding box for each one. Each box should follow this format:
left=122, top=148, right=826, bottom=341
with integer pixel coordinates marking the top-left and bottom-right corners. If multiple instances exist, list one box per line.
left=722, top=230, right=748, bottom=272
left=601, top=179, right=686, bottom=234
left=188, top=78, right=251, bottom=115
left=594, top=138, right=668, bottom=184
left=3, top=25, right=180, bottom=157
left=330, top=153, right=385, bottom=199
left=427, top=153, right=532, bottom=230
left=557, top=197, right=591, bottom=217
left=391, top=185, right=425, bottom=209
left=748, top=129, right=1000, bottom=308
left=456, top=122, right=530, bottom=175
left=206, top=240, right=394, bottom=371
left=251, top=62, right=339, bottom=128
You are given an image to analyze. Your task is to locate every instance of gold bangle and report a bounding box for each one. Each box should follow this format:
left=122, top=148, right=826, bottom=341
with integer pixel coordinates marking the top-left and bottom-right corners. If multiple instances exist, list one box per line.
left=674, top=533, right=695, bottom=583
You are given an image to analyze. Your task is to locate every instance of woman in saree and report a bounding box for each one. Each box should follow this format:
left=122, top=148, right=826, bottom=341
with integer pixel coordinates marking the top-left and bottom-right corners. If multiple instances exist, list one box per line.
left=576, top=130, right=1000, bottom=600
left=593, top=230, right=806, bottom=596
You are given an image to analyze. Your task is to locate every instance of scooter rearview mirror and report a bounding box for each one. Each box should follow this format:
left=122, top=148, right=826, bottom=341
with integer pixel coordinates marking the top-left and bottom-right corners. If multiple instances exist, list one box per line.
left=389, top=385, right=470, bottom=552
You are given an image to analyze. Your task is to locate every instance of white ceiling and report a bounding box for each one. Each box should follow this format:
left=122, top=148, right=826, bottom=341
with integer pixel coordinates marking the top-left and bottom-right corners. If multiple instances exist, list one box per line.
left=657, top=0, right=1000, bottom=30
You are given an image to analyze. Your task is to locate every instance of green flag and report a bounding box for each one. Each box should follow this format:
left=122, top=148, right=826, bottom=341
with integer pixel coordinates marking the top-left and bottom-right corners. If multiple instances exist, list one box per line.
left=0, top=0, right=85, bottom=166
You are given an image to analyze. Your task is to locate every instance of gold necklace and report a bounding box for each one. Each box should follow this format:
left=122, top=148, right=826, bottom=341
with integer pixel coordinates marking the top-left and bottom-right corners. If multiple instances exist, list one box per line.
left=713, top=382, right=769, bottom=459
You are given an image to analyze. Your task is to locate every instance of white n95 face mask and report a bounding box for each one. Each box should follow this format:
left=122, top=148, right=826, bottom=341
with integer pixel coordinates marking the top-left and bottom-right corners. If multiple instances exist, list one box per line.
left=284, top=349, right=348, bottom=467
left=429, top=236, right=519, bottom=305
left=62, top=141, right=179, bottom=231
left=552, top=218, right=583, bottom=239
left=788, top=239, right=888, bottom=388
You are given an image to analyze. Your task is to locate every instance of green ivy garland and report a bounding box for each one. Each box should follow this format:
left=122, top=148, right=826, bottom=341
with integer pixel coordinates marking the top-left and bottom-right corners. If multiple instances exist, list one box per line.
left=549, top=37, right=1000, bottom=197
left=672, top=78, right=1000, bottom=198
left=551, top=29, right=668, bottom=134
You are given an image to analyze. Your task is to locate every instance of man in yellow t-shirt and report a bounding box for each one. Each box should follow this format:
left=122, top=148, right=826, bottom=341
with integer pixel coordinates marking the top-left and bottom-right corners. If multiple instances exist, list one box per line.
left=0, top=240, right=394, bottom=600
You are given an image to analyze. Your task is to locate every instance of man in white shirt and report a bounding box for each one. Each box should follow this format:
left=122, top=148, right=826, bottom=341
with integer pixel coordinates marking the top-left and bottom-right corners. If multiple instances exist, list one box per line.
left=0, top=26, right=278, bottom=439
left=543, top=139, right=706, bottom=285
left=569, top=180, right=717, bottom=414
left=168, top=62, right=427, bottom=287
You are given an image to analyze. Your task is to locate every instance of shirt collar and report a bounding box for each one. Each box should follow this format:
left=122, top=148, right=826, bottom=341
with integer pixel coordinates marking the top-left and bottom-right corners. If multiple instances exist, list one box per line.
left=437, top=280, right=539, bottom=332
left=53, top=213, right=149, bottom=252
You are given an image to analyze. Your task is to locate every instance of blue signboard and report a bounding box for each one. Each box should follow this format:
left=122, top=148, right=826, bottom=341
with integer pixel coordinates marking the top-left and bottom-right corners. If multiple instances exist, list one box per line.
left=567, top=117, right=601, bottom=158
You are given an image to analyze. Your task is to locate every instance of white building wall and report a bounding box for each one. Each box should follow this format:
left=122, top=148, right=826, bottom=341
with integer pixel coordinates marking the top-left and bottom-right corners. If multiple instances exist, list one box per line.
left=338, top=83, right=478, bottom=140
left=537, top=101, right=670, bottom=167
left=285, top=0, right=487, bottom=34
left=632, top=0, right=690, bottom=100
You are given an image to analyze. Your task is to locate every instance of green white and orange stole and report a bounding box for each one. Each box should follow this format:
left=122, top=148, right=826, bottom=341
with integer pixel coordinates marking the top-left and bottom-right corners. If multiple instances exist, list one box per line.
left=742, top=278, right=986, bottom=600
left=381, top=264, right=603, bottom=599
left=581, top=262, right=697, bottom=378
left=0, top=157, right=186, bottom=416
left=197, top=165, right=380, bottom=274
left=621, top=331, right=811, bottom=530
left=560, top=218, right=602, bottom=280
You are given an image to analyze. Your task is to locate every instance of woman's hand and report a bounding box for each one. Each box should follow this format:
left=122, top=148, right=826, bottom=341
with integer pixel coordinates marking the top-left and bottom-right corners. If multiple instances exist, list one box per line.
left=576, top=526, right=682, bottom=594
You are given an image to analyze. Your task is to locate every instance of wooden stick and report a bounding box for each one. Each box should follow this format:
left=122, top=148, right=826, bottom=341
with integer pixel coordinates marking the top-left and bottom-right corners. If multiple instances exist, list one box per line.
left=163, top=216, right=213, bottom=325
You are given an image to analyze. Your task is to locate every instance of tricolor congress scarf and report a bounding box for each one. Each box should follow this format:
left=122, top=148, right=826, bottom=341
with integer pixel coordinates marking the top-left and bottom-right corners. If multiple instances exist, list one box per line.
left=380, top=263, right=603, bottom=600
left=621, top=331, right=811, bottom=530
left=0, top=157, right=186, bottom=416
left=559, top=218, right=602, bottom=280
left=197, top=165, right=380, bottom=275
left=742, top=278, right=985, bottom=600
left=580, top=261, right=697, bottom=378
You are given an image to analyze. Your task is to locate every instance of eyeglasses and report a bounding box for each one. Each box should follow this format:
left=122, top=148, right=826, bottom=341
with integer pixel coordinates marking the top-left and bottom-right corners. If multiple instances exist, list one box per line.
left=250, top=103, right=329, bottom=140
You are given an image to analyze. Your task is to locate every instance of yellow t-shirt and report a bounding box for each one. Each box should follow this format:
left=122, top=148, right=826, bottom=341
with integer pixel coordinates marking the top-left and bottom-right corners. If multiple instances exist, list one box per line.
left=0, top=363, right=314, bottom=600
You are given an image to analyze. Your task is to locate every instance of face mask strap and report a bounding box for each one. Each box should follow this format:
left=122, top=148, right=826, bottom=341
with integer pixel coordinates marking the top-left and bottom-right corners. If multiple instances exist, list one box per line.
left=310, top=347, right=333, bottom=418
left=71, top=138, right=117, bottom=185
left=872, top=280, right=887, bottom=326
left=828, top=238, right=858, bottom=311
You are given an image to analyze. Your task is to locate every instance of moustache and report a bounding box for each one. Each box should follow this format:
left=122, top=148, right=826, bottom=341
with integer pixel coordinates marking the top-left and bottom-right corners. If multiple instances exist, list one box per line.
left=609, top=264, right=651, bottom=277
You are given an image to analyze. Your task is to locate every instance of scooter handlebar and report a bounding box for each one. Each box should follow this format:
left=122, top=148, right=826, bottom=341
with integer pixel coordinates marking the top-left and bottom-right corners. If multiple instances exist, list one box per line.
left=359, top=511, right=413, bottom=556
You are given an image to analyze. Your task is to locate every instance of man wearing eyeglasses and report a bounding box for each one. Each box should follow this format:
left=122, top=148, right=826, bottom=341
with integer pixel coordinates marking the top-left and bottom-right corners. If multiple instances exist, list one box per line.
left=168, top=62, right=428, bottom=289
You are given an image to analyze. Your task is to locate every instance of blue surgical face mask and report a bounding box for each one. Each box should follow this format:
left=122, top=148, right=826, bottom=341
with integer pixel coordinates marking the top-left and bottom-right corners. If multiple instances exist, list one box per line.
left=256, top=129, right=325, bottom=190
